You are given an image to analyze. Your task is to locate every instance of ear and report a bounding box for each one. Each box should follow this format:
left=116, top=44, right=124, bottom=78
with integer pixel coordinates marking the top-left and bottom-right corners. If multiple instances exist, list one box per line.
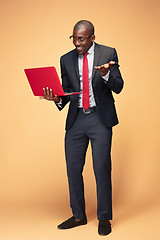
left=91, top=35, right=95, bottom=42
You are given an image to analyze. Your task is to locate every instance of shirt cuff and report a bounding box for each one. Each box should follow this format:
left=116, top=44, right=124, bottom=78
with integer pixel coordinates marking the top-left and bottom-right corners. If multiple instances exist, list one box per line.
left=55, top=97, right=62, bottom=108
left=101, top=70, right=110, bottom=82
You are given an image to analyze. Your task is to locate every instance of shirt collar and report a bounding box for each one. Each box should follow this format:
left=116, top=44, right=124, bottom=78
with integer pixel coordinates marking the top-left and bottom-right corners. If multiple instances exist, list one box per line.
left=87, top=42, right=95, bottom=55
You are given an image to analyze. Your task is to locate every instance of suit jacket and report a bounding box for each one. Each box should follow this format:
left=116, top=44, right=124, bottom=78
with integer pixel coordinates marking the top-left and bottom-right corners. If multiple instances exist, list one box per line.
left=57, top=42, right=124, bottom=131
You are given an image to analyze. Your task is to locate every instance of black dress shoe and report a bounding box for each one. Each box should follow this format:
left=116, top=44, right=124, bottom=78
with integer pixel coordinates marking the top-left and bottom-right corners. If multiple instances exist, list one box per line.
left=57, top=216, right=87, bottom=229
left=98, top=220, right=112, bottom=236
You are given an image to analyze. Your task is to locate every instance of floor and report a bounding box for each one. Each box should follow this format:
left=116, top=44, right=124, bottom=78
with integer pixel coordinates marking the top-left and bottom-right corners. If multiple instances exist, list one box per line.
left=0, top=201, right=159, bottom=240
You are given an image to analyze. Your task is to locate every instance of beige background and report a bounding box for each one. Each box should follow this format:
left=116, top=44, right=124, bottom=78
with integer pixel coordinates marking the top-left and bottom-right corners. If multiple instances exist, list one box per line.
left=0, top=0, right=160, bottom=239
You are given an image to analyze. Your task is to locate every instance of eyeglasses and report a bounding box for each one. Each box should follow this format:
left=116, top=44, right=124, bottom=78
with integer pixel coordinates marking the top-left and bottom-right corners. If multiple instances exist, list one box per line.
left=69, top=34, right=93, bottom=43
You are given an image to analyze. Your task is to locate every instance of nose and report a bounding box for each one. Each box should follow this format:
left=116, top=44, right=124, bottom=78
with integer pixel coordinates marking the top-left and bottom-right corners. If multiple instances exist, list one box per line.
left=74, top=39, right=80, bottom=47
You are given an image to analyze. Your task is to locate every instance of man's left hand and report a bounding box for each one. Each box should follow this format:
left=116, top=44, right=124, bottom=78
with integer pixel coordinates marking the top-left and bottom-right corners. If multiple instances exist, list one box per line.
left=95, top=61, right=115, bottom=76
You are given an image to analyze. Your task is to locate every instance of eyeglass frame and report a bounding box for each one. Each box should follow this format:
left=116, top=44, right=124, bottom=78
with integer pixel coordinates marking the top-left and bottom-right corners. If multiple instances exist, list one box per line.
left=69, top=34, right=93, bottom=43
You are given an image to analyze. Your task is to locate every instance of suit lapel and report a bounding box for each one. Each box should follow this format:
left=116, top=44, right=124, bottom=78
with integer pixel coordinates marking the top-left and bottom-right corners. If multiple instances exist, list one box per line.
left=73, top=50, right=80, bottom=81
left=92, top=43, right=101, bottom=80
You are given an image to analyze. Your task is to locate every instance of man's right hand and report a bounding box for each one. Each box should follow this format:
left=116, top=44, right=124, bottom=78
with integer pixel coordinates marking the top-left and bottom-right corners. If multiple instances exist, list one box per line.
left=39, top=87, right=60, bottom=102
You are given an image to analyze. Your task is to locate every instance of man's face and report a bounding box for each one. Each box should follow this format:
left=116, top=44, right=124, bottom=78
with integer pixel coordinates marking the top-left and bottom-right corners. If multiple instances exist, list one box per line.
left=72, top=28, right=95, bottom=55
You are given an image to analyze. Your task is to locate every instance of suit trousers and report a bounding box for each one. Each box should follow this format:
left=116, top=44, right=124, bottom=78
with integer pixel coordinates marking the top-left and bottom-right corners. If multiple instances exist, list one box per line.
left=65, top=109, right=113, bottom=220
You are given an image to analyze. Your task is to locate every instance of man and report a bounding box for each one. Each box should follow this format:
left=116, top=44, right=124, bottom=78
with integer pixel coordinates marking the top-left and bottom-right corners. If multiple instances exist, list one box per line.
left=42, top=20, right=124, bottom=236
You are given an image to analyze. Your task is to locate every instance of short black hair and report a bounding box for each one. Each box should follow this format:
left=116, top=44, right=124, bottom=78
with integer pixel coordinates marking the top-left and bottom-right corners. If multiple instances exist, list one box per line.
left=73, top=20, right=95, bottom=36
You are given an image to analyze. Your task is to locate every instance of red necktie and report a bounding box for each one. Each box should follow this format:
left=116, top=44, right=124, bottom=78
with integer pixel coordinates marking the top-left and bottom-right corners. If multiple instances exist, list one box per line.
left=83, top=52, right=90, bottom=110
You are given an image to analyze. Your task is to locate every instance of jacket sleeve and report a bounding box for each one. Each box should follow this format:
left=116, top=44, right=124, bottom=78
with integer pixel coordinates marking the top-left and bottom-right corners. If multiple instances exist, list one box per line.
left=105, top=48, right=124, bottom=94
left=55, top=57, right=71, bottom=111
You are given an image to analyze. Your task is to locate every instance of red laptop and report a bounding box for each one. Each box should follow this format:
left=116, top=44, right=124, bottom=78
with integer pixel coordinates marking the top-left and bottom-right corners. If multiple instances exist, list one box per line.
left=24, top=66, right=82, bottom=96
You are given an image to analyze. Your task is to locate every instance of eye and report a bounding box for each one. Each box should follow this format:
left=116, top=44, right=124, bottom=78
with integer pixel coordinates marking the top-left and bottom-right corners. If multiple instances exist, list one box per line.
left=78, top=37, right=85, bottom=42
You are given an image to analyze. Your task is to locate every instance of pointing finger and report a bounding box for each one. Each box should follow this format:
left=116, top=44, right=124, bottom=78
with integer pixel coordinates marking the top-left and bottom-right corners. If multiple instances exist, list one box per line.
left=109, top=61, right=115, bottom=67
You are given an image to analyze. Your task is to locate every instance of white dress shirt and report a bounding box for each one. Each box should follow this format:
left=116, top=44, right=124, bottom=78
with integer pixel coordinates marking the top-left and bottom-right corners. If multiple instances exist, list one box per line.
left=57, top=42, right=110, bottom=108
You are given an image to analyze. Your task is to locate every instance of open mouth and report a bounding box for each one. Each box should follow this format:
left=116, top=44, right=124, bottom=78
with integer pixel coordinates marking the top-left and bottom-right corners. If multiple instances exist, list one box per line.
left=76, top=47, right=84, bottom=54
left=76, top=47, right=82, bottom=51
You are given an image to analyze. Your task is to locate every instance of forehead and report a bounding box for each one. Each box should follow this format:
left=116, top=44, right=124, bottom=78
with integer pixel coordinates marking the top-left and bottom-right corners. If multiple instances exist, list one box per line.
left=73, top=28, right=89, bottom=37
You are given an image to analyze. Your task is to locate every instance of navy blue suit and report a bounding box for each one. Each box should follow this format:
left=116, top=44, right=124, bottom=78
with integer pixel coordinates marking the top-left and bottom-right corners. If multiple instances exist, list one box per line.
left=57, top=43, right=124, bottom=220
